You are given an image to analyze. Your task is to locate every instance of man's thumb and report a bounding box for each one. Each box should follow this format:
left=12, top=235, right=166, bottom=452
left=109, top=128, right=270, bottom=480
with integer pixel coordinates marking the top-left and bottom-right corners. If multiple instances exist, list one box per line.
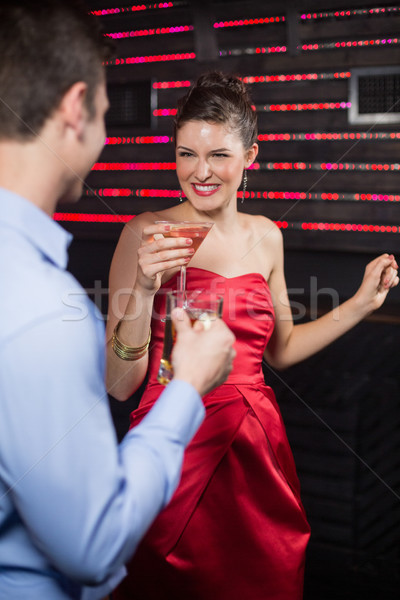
left=171, top=307, right=191, bottom=333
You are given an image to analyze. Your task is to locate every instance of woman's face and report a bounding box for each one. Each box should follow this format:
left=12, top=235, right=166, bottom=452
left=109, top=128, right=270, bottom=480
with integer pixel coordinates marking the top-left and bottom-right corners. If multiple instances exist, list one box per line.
left=175, top=120, right=258, bottom=213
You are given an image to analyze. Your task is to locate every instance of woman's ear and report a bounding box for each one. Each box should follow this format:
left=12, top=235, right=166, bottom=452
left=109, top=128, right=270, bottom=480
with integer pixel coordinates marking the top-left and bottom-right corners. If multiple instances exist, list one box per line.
left=245, top=143, right=259, bottom=168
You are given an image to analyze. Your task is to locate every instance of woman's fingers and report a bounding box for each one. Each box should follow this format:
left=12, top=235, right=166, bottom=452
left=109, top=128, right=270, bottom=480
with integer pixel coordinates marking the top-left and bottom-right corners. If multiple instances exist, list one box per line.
left=366, top=254, right=397, bottom=282
left=139, top=256, right=192, bottom=280
left=370, top=253, right=397, bottom=293
left=150, top=235, right=193, bottom=252
left=381, top=266, right=399, bottom=289
left=142, top=222, right=172, bottom=237
left=356, top=254, right=398, bottom=306
left=137, top=235, right=194, bottom=281
left=132, top=222, right=196, bottom=291
left=138, top=238, right=194, bottom=265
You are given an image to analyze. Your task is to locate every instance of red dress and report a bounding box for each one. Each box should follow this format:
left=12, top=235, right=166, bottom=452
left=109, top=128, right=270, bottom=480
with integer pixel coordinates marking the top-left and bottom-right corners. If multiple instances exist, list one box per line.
left=114, top=268, right=310, bottom=600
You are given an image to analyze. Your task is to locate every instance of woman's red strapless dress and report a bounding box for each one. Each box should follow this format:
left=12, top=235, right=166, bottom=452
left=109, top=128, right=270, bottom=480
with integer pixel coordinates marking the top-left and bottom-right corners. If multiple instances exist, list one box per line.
left=114, top=268, right=310, bottom=600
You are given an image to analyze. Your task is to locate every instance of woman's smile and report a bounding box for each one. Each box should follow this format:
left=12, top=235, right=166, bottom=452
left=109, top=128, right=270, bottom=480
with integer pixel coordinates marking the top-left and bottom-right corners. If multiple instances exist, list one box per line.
left=191, top=183, right=221, bottom=196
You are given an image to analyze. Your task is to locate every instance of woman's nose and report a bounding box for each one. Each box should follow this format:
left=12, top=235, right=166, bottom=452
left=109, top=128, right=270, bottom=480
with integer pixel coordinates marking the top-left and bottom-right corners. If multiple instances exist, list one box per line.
left=194, top=159, right=211, bottom=181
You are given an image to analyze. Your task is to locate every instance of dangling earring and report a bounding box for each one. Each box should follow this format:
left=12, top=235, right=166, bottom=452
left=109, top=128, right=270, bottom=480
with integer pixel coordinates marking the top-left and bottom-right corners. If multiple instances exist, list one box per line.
left=178, top=189, right=183, bottom=202
left=241, top=169, right=247, bottom=203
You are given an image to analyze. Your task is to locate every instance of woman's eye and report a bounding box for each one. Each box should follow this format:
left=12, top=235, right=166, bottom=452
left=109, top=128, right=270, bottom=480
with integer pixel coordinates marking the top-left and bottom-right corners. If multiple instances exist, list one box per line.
left=213, top=153, right=229, bottom=158
left=178, top=151, right=193, bottom=157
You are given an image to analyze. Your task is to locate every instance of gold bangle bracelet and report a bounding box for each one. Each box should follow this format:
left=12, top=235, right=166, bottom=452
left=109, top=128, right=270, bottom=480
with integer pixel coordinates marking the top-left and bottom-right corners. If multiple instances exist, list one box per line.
left=111, top=321, right=151, bottom=361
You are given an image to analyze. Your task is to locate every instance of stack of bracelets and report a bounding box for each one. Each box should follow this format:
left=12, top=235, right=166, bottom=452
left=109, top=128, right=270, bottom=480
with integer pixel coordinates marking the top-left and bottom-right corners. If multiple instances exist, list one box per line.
left=111, top=320, right=151, bottom=361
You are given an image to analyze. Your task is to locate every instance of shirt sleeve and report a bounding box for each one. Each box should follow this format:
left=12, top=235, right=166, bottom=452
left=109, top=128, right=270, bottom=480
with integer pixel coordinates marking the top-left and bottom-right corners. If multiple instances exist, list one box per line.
left=0, top=311, right=204, bottom=586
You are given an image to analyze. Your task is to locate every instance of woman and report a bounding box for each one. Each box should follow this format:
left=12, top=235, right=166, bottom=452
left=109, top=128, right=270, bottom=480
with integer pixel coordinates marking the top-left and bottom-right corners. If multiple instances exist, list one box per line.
left=106, top=72, right=398, bottom=599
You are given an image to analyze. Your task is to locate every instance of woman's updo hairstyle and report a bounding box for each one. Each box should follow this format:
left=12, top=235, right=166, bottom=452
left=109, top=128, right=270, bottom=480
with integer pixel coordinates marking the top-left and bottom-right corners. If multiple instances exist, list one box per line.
left=173, top=71, right=258, bottom=150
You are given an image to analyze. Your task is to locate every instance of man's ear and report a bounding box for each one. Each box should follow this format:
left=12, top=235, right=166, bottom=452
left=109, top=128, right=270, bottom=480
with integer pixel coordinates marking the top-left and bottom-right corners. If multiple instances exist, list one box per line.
left=57, top=82, right=88, bottom=139
left=245, top=142, right=259, bottom=168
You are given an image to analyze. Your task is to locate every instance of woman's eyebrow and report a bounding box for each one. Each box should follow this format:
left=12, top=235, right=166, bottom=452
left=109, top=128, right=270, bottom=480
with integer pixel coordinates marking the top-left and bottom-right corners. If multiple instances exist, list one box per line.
left=177, top=145, right=231, bottom=152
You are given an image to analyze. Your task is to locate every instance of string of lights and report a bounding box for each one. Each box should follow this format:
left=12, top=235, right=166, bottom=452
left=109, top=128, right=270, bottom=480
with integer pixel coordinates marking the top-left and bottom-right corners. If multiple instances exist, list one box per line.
left=54, top=213, right=133, bottom=223
left=261, top=102, right=351, bottom=112
left=153, top=80, right=191, bottom=89
left=92, top=162, right=176, bottom=170
left=153, top=108, right=177, bottom=116
left=105, top=135, right=172, bottom=145
left=214, top=16, right=284, bottom=27
left=52, top=212, right=400, bottom=232
left=302, top=38, right=399, bottom=51
left=220, top=46, right=287, bottom=57
left=83, top=188, right=400, bottom=202
left=90, top=3, right=181, bottom=16
left=298, top=222, right=399, bottom=232
left=220, top=37, right=400, bottom=58
left=260, top=162, right=400, bottom=171
left=91, top=161, right=400, bottom=171
left=258, top=132, right=400, bottom=141
left=153, top=102, right=351, bottom=116
left=105, top=52, right=195, bottom=66
left=152, top=72, right=351, bottom=89
left=107, top=25, right=193, bottom=39
left=103, top=131, right=400, bottom=145
left=242, top=71, right=351, bottom=83
left=301, top=6, right=400, bottom=20
left=85, top=188, right=180, bottom=198
left=93, top=4, right=397, bottom=20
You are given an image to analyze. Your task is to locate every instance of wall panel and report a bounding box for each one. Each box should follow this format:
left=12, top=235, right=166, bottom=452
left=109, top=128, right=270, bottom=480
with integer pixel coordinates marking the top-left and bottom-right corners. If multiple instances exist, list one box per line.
left=64, top=1, right=400, bottom=260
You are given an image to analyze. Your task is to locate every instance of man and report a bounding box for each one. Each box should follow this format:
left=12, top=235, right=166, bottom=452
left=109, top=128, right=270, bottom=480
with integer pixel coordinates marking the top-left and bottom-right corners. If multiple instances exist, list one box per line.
left=0, top=2, right=235, bottom=598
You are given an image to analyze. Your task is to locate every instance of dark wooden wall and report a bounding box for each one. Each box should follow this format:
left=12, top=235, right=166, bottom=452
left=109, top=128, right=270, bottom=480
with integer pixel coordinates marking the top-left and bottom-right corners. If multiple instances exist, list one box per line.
left=65, top=2, right=400, bottom=598
left=67, top=0, right=400, bottom=259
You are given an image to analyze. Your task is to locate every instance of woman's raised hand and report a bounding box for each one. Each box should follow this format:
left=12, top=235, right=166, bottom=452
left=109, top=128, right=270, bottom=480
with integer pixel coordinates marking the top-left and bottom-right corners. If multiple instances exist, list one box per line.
left=135, top=223, right=194, bottom=293
left=354, top=253, right=399, bottom=314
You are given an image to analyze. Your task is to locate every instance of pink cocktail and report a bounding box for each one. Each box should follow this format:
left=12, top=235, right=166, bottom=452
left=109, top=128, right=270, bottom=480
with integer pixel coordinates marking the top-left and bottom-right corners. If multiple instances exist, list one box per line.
left=155, top=221, right=213, bottom=292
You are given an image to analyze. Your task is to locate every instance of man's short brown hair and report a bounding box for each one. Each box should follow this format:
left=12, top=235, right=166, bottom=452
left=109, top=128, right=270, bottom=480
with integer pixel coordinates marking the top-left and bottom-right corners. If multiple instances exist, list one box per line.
left=0, top=0, right=113, bottom=140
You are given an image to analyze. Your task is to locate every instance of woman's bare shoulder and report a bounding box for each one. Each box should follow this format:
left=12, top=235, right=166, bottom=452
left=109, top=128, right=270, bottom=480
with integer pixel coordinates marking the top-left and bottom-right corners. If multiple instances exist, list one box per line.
left=118, top=211, right=157, bottom=246
left=242, top=213, right=283, bottom=247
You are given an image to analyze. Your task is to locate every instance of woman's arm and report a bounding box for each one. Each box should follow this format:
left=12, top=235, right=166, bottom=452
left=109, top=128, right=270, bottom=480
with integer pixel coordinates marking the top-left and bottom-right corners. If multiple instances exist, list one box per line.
left=106, top=214, right=194, bottom=400
left=263, top=228, right=398, bottom=370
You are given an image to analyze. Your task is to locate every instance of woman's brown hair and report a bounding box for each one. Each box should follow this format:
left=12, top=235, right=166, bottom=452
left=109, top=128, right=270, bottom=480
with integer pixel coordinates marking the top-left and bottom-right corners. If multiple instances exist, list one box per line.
left=173, top=72, right=258, bottom=150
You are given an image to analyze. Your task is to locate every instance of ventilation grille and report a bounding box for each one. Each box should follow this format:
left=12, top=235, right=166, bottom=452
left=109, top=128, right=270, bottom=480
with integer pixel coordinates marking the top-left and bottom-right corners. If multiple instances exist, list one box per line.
left=106, top=81, right=152, bottom=127
left=349, top=67, right=400, bottom=123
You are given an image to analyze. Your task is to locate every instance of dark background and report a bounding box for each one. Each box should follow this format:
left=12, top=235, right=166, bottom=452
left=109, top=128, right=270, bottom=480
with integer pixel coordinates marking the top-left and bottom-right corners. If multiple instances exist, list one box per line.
left=66, top=2, right=400, bottom=597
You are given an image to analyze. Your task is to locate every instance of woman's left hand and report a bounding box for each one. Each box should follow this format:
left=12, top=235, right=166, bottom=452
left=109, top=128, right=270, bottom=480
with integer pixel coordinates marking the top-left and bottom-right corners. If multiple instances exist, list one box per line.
left=354, top=253, right=399, bottom=314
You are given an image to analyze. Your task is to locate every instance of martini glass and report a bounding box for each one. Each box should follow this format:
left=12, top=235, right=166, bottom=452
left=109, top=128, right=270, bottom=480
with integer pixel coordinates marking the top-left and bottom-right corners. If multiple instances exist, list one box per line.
left=155, top=221, right=213, bottom=293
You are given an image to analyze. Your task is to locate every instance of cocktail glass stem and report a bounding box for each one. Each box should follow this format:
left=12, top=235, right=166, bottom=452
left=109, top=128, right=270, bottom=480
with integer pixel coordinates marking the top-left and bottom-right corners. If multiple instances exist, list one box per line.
left=179, top=265, right=187, bottom=295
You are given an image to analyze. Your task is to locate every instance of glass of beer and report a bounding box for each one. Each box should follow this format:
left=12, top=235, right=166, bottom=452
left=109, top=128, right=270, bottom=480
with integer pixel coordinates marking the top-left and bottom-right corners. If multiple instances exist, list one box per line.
left=157, top=290, right=224, bottom=385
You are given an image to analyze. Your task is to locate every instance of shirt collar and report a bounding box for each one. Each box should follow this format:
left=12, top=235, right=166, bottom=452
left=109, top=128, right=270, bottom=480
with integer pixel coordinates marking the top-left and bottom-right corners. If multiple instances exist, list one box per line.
left=0, top=187, right=73, bottom=269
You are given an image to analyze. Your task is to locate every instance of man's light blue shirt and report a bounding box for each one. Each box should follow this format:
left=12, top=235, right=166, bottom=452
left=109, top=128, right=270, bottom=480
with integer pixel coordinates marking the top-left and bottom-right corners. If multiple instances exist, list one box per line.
left=0, top=189, right=204, bottom=599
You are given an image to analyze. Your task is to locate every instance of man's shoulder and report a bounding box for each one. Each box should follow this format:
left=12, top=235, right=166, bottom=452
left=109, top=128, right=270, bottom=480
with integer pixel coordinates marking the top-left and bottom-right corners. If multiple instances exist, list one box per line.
left=0, top=248, right=97, bottom=345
